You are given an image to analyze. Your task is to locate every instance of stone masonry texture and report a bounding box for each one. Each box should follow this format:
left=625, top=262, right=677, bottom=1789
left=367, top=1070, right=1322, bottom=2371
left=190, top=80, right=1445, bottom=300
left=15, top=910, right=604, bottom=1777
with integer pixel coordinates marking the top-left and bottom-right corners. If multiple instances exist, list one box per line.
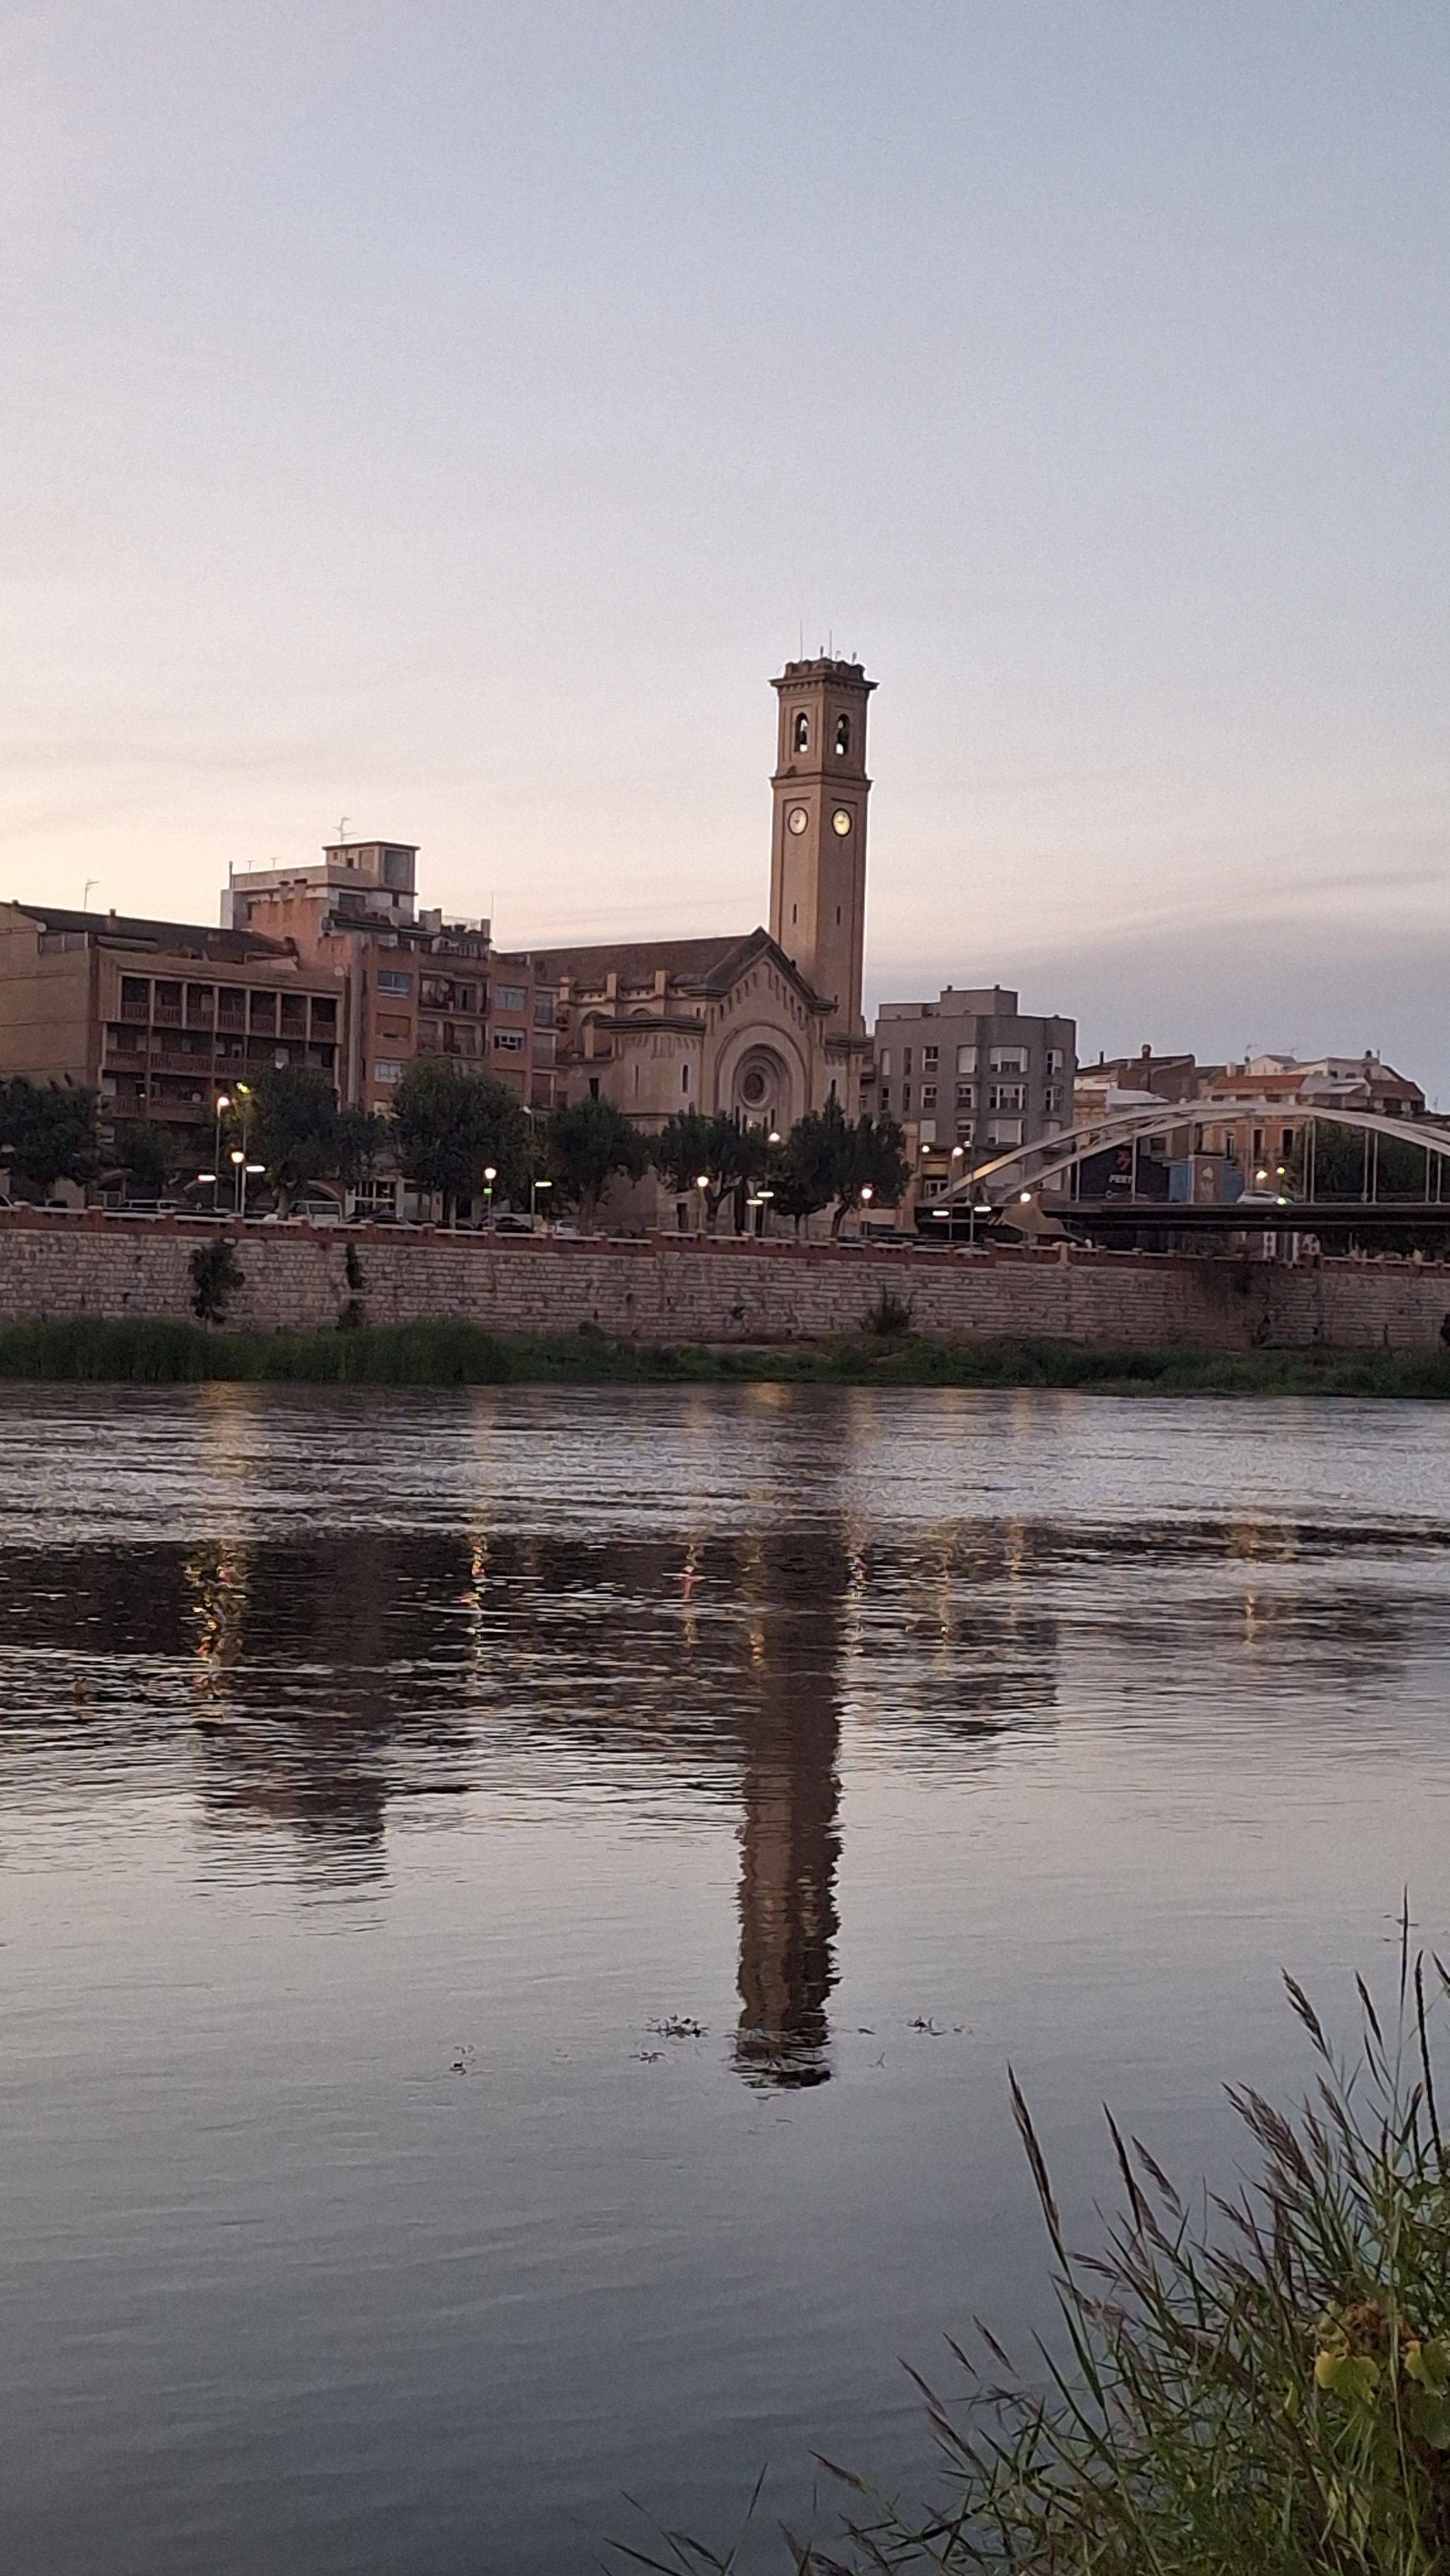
left=3, top=1211, right=1450, bottom=1349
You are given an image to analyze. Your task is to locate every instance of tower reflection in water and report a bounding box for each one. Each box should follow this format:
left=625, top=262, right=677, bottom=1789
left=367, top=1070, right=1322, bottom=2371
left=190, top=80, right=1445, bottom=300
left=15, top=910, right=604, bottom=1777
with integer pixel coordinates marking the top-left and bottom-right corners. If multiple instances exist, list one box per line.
left=730, top=1538, right=844, bottom=2089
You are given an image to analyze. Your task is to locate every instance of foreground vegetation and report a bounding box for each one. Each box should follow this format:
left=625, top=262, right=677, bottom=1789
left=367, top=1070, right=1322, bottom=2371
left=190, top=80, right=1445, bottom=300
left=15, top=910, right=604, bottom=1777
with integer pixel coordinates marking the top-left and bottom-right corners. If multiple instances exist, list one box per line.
left=3, top=1315, right=1450, bottom=1393
left=621, top=1923, right=1450, bottom=2575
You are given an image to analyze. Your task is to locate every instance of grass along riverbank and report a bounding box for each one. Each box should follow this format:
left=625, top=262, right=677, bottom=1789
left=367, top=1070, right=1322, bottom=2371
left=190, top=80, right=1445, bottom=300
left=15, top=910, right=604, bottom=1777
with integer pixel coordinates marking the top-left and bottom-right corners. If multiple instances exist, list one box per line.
left=624, top=1926, right=1450, bottom=2575
left=1, top=1314, right=1450, bottom=1392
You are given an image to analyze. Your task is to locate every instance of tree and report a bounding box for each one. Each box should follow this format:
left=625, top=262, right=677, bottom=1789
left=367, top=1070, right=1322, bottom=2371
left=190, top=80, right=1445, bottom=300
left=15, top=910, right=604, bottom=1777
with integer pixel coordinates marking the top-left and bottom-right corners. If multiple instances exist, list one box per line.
left=1288, top=1118, right=1430, bottom=1201
left=116, top=1121, right=174, bottom=1200
left=651, top=1110, right=765, bottom=1228
left=391, top=1058, right=530, bottom=1222
left=544, top=1095, right=647, bottom=1230
left=0, top=1077, right=99, bottom=1198
left=335, top=1107, right=388, bottom=1191
left=841, top=1109, right=910, bottom=1234
left=251, top=1065, right=340, bottom=1212
left=772, top=1100, right=910, bottom=1236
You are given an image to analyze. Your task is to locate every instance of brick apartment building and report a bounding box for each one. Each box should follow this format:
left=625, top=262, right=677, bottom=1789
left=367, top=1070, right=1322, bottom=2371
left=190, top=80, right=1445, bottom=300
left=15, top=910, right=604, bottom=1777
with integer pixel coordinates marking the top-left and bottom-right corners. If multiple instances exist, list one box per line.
left=0, top=900, right=344, bottom=1169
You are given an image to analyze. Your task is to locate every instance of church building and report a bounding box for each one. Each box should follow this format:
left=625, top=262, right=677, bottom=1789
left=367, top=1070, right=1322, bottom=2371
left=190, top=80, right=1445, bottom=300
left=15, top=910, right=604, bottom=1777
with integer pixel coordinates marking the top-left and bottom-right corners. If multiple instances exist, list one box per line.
left=491, top=656, right=875, bottom=1138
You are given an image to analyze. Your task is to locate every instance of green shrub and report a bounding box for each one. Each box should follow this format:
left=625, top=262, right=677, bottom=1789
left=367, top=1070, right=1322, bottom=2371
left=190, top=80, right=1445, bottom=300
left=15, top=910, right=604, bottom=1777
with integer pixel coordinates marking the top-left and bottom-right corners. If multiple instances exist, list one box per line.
left=188, top=1237, right=244, bottom=1323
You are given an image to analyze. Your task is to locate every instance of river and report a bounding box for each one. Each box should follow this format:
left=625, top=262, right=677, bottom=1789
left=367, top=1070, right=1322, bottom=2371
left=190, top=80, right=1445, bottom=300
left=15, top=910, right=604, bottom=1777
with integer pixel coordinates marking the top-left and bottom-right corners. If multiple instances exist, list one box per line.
left=3, top=1383, right=1449, bottom=2572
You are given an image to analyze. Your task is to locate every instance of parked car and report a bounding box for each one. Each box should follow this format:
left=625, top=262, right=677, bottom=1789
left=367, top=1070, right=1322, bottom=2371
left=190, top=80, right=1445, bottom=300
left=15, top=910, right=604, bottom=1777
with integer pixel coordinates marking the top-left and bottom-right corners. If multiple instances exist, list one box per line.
left=261, top=1194, right=345, bottom=1225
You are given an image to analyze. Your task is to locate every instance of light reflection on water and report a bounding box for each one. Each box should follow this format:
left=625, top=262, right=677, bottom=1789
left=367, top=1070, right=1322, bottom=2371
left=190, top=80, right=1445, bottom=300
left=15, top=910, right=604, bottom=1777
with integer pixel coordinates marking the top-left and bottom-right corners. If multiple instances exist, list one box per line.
left=2, top=1385, right=1450, bottom=2572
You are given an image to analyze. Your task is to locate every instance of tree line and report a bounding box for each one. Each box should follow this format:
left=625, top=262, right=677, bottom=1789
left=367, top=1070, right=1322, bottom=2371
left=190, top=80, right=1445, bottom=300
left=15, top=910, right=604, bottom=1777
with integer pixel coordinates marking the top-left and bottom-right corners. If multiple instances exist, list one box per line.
left=0, top=1061, right=910, bottom=1234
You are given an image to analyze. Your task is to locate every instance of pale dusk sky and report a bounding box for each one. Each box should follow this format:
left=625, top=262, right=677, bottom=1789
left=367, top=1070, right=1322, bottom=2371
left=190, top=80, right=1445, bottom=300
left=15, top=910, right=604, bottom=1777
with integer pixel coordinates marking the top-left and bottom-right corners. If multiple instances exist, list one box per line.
left=3, top=4, right=1447, bottom=1087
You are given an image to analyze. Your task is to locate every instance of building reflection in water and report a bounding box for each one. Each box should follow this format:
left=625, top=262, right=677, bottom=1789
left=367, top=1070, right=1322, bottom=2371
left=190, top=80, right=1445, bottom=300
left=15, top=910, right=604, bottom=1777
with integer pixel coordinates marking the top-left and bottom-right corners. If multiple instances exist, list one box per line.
left=730, top=1534, right=845, bottom=2090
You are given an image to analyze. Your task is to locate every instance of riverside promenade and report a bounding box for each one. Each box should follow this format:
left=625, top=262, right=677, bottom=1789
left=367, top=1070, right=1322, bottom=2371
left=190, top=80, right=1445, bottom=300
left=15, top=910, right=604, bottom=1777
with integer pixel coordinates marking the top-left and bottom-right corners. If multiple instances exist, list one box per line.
left=1, top=1207, right=1448, bottom=1351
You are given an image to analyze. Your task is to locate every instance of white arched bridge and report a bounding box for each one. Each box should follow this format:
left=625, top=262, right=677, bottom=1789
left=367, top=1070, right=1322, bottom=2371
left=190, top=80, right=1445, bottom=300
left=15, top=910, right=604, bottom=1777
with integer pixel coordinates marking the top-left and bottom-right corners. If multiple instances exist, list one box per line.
left=927, top=1096, right=1450, bottom=1240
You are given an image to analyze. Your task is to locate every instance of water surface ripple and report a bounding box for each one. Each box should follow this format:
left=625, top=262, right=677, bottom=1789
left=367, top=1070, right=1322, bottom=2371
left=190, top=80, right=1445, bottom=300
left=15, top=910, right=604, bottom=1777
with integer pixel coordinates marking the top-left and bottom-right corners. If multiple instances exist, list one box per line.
left=3, top=1385, right=1449, bottom=2573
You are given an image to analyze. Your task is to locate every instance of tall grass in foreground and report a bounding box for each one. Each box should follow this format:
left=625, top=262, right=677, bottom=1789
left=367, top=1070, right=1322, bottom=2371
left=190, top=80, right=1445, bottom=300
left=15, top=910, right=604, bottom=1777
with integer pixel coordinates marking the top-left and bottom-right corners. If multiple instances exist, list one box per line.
left=620, top=1919, right=1450, bottom=2575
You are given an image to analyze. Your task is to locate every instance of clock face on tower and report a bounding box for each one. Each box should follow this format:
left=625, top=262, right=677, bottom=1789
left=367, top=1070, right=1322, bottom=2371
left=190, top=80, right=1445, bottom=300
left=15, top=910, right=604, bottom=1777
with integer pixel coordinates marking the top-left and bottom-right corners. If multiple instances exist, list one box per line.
left=786, top=805, right=810, bottom=835
left=831, top=808, right=853, bottom=836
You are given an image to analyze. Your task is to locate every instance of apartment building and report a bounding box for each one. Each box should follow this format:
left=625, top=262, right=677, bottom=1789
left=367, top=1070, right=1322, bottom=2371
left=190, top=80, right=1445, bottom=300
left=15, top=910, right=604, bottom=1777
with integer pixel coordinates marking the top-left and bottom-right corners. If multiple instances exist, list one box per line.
left=0, top=900, right=344, bottom=1163
left=861, top=985, right=1076, bottom=1157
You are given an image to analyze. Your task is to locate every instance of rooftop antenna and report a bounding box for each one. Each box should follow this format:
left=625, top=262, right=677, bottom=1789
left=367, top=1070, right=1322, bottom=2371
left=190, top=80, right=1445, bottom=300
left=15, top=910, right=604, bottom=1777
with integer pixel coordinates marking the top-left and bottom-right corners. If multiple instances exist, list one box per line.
left=81, top=878, right=99, bottom=912
left=336, top=815, right=350, bottom=843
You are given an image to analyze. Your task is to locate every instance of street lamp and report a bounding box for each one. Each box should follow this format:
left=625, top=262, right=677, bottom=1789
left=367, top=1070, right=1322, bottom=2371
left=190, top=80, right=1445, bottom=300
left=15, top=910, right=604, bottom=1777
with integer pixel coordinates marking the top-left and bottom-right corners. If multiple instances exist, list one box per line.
left=229, top=1147, right=245, bottom=1215
left=531, top=1174, right=552, bottom=1226
left=212, top=1094, right=231, bottom=1212
left=483, top=1164, right=497, bottom=1227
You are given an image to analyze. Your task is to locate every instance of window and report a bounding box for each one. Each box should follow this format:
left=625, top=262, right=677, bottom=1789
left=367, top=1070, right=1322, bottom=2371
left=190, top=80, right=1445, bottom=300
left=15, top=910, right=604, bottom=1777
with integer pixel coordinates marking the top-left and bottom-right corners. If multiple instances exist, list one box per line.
left=793, top=711, right=809, bottom=754
left=922, top=1084, right=938, bottom=1108
left=834, top=714, right=850, bottom=758
left=956, top=1044, right=976, bottom=1075
left=121, top=976, right=148, bottom=1020
left=902, top=1082, right=912, bottom=1111
left=989, top=1047, right=1027, bottom=1074
left=1252, top=1128, right=1264, bottom=1159
left=956, top=1083, right=974, bottom=1109
left=918, top=1119, right=936, bottom=1145
left=903, top=1046, right=913, bottom=1074
left=493, top=1029, right=525, bottom=1054
left=988, top=1084, right=1024, bottom=1111
left=1281, top=1128, right=1294, bottom=1155
left=878, top=1048, right=891, bottom=1076
left=681, top=1063, right=690, bottom=1093
left=589, top=1076, right=600, bottom=1100
left=880, top=1085, right=890, bottom=1110
left=494, top=984, right=526, bottom=1012
left=956, top=1119, right=973, bottom=1145
left=373, top=1060, right=404, bottom=1085
left=533, top=994, right=554, bottom=1027
left=376, top=1015, right=410, bottom=1042
left=986, top=1118, right=1024, bottom=1147
left=376, top=970, right=411, bottom=997
left=1046, top=1047, right=1065, bottom=1075
left=923, top=1044, right=938, bottom=1066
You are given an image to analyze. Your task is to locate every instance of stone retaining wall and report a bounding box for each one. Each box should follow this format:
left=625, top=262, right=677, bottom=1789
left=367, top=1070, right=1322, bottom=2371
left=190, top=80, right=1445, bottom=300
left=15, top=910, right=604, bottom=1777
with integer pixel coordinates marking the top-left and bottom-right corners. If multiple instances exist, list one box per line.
left=1, top=1210, right=1448, bottom=1349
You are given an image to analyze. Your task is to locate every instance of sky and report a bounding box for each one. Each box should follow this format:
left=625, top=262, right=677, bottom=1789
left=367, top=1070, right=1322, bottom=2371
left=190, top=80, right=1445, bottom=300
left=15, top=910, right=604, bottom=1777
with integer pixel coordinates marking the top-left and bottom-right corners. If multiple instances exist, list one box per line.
left=3, top=3, right=1448, bottom=1092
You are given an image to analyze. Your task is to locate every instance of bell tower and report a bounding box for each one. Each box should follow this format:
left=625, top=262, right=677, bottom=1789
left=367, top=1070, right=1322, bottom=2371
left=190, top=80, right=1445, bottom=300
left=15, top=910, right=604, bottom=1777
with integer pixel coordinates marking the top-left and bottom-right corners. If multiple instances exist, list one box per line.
left=769, top=657, right=875, bottom=1039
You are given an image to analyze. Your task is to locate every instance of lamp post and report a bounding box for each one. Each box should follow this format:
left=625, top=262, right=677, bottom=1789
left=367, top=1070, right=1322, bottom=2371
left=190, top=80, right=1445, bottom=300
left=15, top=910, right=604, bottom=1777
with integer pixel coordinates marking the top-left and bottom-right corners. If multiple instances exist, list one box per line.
left=531, top=1174, right=552, bottom=1227
left=483, top=1164, right=496, bottom=1228
left=695, top=1172, right=711, bottom=1236
left=212, top=1094, right=231, bottom=1213
left=229, top=1147, right=245, bottom=1214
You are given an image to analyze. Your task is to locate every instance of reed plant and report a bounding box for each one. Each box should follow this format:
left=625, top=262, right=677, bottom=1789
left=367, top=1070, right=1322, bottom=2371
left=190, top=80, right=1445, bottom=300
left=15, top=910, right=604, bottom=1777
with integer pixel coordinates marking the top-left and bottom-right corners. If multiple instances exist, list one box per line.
left=616, top=1918, right=1450, bottom=2575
